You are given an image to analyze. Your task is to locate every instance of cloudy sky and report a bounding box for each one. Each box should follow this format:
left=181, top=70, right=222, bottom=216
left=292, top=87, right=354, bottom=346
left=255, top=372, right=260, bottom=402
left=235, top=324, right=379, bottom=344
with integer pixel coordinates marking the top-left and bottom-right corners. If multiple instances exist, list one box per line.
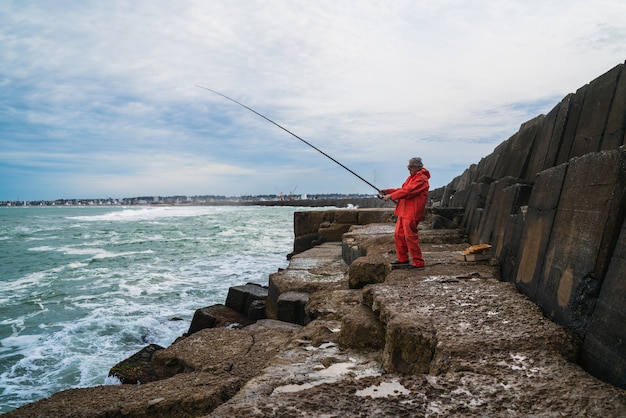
left=1, top=0, right=625, bottom=201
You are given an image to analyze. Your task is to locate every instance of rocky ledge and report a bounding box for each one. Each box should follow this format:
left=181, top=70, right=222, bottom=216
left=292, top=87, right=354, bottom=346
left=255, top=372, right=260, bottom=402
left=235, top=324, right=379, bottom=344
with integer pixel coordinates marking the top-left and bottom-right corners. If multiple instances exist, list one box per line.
left=6, top=219, right=626, bottom=417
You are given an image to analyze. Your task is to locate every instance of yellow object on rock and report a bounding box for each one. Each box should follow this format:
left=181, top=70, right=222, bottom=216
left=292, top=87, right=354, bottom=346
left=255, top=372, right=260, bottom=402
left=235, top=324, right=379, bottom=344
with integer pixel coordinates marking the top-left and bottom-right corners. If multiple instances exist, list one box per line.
left=463, top=244, right=492, bottom=255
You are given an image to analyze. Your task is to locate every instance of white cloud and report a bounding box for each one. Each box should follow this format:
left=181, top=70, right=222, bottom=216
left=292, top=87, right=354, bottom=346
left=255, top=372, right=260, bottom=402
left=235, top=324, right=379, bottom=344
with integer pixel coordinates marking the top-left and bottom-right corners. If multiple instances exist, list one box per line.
left=1, top=0, right=625, bottom=200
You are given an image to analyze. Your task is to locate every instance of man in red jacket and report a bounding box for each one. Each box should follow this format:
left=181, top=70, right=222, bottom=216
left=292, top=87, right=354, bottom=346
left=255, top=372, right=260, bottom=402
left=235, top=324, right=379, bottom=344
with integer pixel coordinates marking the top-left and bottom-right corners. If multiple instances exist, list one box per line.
left=380, top=157, right=430, bottom=270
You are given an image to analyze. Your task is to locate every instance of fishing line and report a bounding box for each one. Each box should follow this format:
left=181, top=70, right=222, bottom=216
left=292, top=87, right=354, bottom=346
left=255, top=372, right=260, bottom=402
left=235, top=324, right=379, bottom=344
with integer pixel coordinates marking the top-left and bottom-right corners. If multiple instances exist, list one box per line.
left=196, top=85, right=381, bottom=194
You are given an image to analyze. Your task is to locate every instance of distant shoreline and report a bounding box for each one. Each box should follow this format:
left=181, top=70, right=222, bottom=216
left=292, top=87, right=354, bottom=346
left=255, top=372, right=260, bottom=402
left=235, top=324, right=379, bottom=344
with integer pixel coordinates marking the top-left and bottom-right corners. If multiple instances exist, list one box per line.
left=1, top=197, right=394, bottom=209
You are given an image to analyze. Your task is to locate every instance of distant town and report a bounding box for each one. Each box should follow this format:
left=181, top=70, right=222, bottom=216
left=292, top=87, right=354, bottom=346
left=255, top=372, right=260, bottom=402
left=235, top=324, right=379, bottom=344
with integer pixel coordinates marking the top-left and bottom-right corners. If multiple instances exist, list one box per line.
left=0, top=193, right=378, bottom=207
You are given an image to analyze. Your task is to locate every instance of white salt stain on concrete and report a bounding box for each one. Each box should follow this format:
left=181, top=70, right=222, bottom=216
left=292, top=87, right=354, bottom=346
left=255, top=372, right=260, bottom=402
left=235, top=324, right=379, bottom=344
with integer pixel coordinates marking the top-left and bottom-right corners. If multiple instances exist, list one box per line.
left=271, top=343, right=381, bottom=395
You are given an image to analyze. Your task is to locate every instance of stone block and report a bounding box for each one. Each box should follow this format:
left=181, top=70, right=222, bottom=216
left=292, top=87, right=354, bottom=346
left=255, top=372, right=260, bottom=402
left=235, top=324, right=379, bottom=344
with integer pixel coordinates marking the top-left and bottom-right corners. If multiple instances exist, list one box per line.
left=356, top=208, right=395, bottom=225
left=382, top=315, right=436, bottom=374
left=225, top=283, right=268, bottom=315
left=492, top=116, right=543, bottom=180
left=602, top=62, right=626, bottom=151
left=494, top=183, right=533, bottom=282
left=332, top=209, right=358, bottom=224
left=468, top=208, right=484, bottom=244
left=581, top=215, right=626, bottom=389
left=449, top=188, right=470, bottom=209
left=108, top=344, right=164, bottom=384
left=455, top=164, right=477, bottom=191
left=318, top=222, right=353, bottom=242
left=276, top=291, right=310, bottom=325
left=268, top=243, right=348, bottom=319
left=543, top=94, right=573, bottom=170
left=570, top=65, right=621, bottom=158
left=339, top=305, right=386, bottom=349
left=292, top=232, right=320, bottom=256
left=247, top=299, right=267, bottom=320
left=348, top=257, right=390, bottom=289
left=515, top=164, right=568, bottom=298
left=341, top=236, right=365, bottom=265
left=556, top=84, right=587, bottom=165
left=526, top=96, right=570, bottom=180
left=535, top=147, right=626, bottom=336
left=475, top=177, right=522, bottom=245
left=461, top=181, right=491, bottom=232
left=186, top=304, right=254, bottom=335
left=293, top=210, right=332, bottom=236
left=475, top=152, right=499, bottom=182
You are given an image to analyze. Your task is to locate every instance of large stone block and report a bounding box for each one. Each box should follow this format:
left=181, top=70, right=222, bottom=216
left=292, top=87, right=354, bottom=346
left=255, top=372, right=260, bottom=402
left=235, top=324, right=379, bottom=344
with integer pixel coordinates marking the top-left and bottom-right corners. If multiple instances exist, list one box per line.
left=449, top=188, right=470, bottom=209
left=108, top=344, right=164, bottom=384
left=267, top=243, right=348, bottom=319
left=460, top=181, right=491, bottom=233
left=293, top=210, right=331, bottom=237
left=525, top=96, right=570, bottom=180
left=475, top=177, right=521, bottom=245
left=382, top=315, right=436, bottom=374
left=569, top=64, right=622, bottom=158
left=276, top=291, right=310, bottom=325
left=515, top=164, right=568, bottom=298
left=356, top=208, right=395, bottom=225
left=601, top=62, right=626, bottom=151
left=556, top=84, right=587, bottom=165
left=492, top=116, right=543, bottom=180
left=347, top=257, right=390, bottom=289
left=186, top=304, right=255, bottom=335
left=455, top=164, right=478, bottom=192
left=332, top=209, right=358, bottom=224
left=535, top=147, right=626, bottom=336
left=580, top=215, right=626, bottom=389
left=225, top=283, right=268, bottom=315
left=318, top=222, right=353, bottom=242
left=491, top=183, right=532, bottom=265
left=497, top=184, right=533, bottom=282
left=543, top=94, right=573, bottom=170
left=475, top=152, right=499, bottom=183
left=339, top=305, right=386, bottom=349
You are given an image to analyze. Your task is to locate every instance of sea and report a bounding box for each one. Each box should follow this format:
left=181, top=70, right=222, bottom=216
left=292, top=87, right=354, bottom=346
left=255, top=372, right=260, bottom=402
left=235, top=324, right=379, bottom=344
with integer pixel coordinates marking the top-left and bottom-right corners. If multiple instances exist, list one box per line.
left=0, top=204, right=313, bottom=413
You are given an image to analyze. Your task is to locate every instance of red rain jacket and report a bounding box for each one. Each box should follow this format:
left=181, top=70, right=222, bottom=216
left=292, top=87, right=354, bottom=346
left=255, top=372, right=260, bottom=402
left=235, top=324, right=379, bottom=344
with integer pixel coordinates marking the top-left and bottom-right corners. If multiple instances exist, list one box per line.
left=384, top=168, right=430, bottom=221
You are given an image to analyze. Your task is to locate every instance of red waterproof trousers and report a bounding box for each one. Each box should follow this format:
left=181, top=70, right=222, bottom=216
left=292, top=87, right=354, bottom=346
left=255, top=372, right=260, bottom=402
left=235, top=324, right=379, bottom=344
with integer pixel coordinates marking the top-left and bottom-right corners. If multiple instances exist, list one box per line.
left=394, top=217, right=424, bottom=267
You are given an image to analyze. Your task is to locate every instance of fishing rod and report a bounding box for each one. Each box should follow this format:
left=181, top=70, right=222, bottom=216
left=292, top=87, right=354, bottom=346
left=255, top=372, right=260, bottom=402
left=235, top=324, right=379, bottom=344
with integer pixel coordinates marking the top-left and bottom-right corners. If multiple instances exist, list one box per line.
left=196, top=85, right=381, bottom=194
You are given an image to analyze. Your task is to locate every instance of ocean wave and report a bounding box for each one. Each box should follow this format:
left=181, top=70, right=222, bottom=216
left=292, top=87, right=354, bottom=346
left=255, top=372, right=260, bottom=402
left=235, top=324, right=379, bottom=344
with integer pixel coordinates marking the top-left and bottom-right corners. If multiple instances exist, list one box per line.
left=65, top=206, right=217, bottom=222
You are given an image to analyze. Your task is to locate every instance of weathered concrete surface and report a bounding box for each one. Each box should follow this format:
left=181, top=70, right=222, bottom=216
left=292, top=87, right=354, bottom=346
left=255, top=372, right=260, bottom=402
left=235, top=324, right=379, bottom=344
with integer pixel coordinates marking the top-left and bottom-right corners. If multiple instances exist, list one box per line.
left=570, top=64, right=622, bottom=158
left=535, top=148, right=626, bottom=337
left=515, top=164, right=568, bottom=299
left=525, top=93, right=572, bottom=179
left=6, top=222, right=626, bottom=417
left=4, top=320, right=301, bottom=418
left=205, top=225, right=626, bottom=417
left=432, top=63, right=626, bottom=387
left=581, top=213, right=626, bottom=388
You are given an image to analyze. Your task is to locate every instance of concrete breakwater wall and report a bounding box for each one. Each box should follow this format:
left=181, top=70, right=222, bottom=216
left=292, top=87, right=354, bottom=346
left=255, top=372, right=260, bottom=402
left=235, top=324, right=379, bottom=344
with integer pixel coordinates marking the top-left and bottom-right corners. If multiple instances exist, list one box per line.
left=430, top=61, right=626, bottom=388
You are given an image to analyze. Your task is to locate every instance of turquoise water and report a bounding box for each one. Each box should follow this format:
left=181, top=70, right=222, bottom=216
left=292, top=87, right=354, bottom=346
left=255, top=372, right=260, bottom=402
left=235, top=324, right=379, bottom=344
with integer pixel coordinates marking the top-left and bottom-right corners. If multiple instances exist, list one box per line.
left=0, top=205, right=300, bottom=412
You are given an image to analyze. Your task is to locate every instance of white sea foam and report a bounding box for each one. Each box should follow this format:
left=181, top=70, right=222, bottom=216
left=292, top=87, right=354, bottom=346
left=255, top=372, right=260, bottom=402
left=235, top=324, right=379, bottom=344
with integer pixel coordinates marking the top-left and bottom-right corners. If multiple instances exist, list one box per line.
left=0, top=205, right=297, bottom=412
left=66, top=206, right=216, bottom=222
